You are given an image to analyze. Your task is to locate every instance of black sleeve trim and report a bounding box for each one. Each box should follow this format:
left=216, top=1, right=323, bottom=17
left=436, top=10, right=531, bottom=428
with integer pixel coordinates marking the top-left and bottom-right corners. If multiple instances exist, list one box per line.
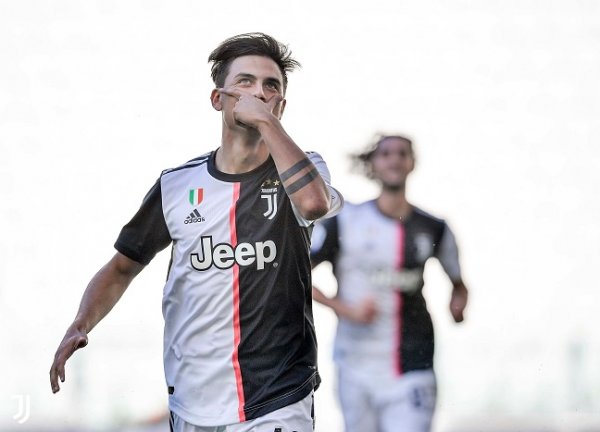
left=114, top=179, right=172, bottom=265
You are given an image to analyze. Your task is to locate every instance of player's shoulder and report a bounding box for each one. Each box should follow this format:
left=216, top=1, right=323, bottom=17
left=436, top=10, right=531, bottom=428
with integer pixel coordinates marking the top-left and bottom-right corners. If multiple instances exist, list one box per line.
left=305, top=150, right=323, bottom=158
left=305, top=151, right=330, bottom=166
left=339, top=199, right=376, bottom=218
left=160, top=151, right=212, bottom=178
left=410, top=205, right=447, bottom=226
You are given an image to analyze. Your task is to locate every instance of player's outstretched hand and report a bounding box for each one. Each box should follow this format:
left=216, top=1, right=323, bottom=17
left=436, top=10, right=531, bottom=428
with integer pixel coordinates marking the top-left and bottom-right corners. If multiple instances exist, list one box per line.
left=49, top=325, right=89, bottom=393
left=349, top=297, right=378, bottom=324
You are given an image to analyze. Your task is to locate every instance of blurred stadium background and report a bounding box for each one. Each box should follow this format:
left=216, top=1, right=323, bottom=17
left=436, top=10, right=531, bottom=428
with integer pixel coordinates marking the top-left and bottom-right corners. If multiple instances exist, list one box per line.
left=2, top=1, right=599, bottom=431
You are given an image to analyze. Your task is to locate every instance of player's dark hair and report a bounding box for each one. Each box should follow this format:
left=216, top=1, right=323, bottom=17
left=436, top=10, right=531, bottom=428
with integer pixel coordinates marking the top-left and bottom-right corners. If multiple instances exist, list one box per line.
left=208, top=32, right=301, bottom=92
left=351, top=133, right=415, bottom=179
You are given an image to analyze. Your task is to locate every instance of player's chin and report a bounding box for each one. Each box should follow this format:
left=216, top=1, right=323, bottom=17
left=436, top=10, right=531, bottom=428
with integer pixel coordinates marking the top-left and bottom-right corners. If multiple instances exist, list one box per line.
left=381, top=180, right=405, bottom=192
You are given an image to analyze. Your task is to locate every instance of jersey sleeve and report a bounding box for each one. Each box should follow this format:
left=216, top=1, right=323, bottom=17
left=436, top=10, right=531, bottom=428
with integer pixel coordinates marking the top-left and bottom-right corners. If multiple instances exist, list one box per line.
left=114, top=178, right=172, bottom=265
left=435, top=223, right=462, bottom=283
left=292, top=152, right=344, bottom=226
left=309, top=215, right=340, bottom=267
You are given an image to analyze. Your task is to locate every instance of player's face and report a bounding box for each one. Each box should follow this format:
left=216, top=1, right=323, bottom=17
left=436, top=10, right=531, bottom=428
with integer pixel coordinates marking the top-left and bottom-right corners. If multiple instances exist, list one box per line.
left=370, top=137, right=415, bottom=190
left=212, top=55, right=286, bottom=129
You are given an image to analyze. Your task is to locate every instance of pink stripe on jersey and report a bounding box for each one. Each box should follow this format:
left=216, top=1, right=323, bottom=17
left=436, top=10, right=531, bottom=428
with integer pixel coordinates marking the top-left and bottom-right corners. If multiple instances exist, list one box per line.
left=394, top=223, right=405, bottom=376
left=229, top=183, right=246, bottom=422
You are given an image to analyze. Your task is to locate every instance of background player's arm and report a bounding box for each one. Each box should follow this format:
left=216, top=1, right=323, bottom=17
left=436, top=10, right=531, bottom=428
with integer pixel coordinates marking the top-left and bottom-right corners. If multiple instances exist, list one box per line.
left=49, top=252, right=144, bottom=393
left=450, top=280, right=468, bottom=323
left=436, top=224, right=469, bottom=323
left=312, top=285, right=377, bottom=324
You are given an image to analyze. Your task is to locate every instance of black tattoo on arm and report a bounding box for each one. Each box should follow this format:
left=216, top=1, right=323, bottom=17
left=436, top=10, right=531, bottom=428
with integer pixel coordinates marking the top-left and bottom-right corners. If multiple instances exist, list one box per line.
left=280, top=158, right=312, bottom=182
left=285, top=167, right=319, bottom=195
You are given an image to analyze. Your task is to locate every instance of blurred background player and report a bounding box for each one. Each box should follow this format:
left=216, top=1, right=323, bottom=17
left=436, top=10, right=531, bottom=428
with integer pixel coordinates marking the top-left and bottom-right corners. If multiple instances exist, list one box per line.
left=310, top=134, right=468, bottom=432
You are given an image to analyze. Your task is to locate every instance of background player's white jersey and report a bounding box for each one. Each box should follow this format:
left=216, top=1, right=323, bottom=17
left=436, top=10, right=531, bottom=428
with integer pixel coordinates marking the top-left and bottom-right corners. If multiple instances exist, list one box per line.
left=311, top=200, right=461, bottom=384
left=115, top=150, right=342, bottom=426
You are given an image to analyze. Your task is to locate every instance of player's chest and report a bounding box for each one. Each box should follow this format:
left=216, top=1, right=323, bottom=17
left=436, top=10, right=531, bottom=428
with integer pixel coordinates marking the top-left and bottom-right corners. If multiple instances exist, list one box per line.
left=163, top=174, right=288, bottom=241
left=339, top=218, right=437, bottom=268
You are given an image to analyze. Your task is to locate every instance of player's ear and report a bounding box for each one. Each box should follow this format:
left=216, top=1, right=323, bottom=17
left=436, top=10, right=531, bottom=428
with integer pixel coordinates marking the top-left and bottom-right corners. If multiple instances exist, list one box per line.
left=408, top=156, right=416, bottom=173
left=210, top=88, right=223, bottom=111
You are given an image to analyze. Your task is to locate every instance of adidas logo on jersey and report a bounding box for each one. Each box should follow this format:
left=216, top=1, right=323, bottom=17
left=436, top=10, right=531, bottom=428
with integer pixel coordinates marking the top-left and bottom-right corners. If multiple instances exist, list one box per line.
left=184, top=209, right=205, bottom=224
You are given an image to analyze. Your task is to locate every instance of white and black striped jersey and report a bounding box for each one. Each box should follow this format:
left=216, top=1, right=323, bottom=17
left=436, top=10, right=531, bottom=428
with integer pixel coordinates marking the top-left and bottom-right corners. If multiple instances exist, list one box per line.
left=310, top=201, right=461, bottom=382
left=114, top=150, right=342, bottom=426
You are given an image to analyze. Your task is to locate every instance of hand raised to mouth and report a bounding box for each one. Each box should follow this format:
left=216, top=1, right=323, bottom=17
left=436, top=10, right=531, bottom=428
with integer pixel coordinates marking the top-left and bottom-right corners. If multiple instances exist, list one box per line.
left=218, top=87, right=284, bottom=129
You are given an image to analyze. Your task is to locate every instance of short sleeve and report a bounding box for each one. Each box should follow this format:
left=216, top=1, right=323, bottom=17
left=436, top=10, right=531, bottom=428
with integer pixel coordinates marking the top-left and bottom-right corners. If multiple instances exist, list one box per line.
left=291, top=152, right=344, bottom=227
left=435, top=224, right=462, bottom=283
left=114, top=179, right=172, bottom=265
left=307, top=151, right=344, bottom=219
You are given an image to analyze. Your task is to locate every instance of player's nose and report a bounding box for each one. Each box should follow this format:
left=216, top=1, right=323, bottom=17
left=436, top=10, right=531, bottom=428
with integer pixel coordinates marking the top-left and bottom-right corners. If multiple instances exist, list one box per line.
left=252, top=83, right=267, bottom=101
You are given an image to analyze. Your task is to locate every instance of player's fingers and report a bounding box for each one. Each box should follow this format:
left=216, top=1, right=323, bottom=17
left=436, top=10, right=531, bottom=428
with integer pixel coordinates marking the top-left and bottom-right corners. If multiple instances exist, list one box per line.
left=452, top=307, right=464, bottom=323
left=266, top=94, right=284, bottom=111
left=55, top=352, right=68, bottom=382
left=217, top=87, right=242, bottom=100
left=49, top=365, right=60, bottom=393
left=49, top=356, right=66, bottom=392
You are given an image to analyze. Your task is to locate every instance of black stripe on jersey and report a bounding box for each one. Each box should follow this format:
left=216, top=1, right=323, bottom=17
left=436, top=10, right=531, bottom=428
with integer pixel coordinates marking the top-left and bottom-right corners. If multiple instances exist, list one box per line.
left=397, top=207, right=446, bottom=373
left=401, top=208, right=446, bottom=269
left=399, top=291, right=434, bottom=372
left=231, top=162, right=320, bottom=420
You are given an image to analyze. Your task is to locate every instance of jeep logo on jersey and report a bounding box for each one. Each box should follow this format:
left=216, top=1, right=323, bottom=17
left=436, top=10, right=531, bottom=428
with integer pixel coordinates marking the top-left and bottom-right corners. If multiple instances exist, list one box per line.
left=190, top=236, right=277, bottom=271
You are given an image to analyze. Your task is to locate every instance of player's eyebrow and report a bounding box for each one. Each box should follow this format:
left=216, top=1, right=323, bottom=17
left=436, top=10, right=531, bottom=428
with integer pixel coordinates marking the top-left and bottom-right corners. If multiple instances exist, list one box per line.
left=234, top=73, right=282, bottom=88
left=234, top=73, right=256, bottom=81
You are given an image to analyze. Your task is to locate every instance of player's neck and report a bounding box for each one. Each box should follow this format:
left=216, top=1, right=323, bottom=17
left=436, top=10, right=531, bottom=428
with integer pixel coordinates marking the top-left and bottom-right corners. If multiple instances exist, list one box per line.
left=217, top=130, right=270, bottom=174
left=376, top=188, right=412, bottom=220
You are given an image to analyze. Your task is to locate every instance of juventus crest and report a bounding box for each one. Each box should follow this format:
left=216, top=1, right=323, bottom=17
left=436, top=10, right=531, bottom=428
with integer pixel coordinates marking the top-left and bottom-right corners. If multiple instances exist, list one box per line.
left=260, top=179, right=280, bottom=220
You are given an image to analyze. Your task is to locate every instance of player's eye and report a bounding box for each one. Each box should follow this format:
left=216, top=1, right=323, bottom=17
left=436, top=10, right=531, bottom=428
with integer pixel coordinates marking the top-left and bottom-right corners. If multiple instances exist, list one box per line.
left=265, top=82, right=281, bottom=92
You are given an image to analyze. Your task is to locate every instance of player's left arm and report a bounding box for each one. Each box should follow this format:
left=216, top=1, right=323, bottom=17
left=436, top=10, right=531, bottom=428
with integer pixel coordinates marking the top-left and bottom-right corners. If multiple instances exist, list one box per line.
left=449, top=280, right=468, bottom=323
left=436, top=224, right=469, bottom=323
left=257, top=116, right=338, bottom=220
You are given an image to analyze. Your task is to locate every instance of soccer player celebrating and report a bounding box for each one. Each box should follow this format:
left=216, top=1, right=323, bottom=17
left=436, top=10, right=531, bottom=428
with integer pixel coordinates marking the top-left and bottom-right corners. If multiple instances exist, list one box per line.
left=50, top=33, right=343, bottom=432
left=310, top=134, right=468, bottom=432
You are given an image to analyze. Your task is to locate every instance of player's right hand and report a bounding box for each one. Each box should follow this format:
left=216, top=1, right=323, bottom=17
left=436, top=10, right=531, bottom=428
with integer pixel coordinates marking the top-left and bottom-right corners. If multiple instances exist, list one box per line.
left=218, top=87, right=283, bottom=129
left=49, top=325, right=89, bottom=393
left=349, top=297, right=378, bottom=324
